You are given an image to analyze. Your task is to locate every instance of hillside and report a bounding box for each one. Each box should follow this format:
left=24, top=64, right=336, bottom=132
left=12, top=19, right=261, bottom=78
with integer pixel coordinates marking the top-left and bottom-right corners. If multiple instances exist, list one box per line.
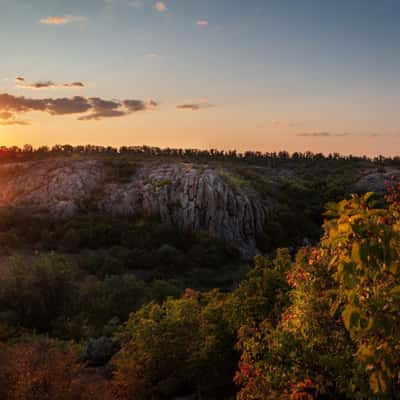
left=0, top=150, right=397, bottom=258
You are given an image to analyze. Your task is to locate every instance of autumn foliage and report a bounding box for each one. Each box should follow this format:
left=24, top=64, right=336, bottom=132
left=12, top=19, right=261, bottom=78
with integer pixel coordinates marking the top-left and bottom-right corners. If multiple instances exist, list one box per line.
left=2, top=184, right=400, bottom=398
left=235, top=190, right=400, bottom=399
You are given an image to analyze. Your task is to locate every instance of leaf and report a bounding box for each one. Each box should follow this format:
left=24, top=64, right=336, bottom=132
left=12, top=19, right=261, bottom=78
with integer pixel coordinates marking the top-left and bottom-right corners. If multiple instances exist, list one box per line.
left=351, top=242, right=361, bottom=264
left=329, top=298, right=341, bottom=318
left=390, top=286, right=400, bottom=296
left=369, top=371, right=387, bottom=395
left=342, top=304, right=360, bottom=332
left=343, top=262, right=357, bottom=289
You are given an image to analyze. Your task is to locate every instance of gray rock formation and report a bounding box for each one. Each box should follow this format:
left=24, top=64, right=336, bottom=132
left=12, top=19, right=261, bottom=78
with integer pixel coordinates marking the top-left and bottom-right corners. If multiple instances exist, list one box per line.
left=85, top=337, right=120, bottom=367
left=0, top=159, right=268, bottom=258
left=0, top=159, right=105, bottom=217
left=354, top=168, right=400, bottom=195
left=99, top=163, right=266, bottom=258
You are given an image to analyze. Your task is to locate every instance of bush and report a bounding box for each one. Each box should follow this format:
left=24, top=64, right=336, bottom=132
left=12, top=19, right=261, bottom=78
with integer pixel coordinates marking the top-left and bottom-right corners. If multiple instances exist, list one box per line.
left=235, top=193, right=400, bottom=398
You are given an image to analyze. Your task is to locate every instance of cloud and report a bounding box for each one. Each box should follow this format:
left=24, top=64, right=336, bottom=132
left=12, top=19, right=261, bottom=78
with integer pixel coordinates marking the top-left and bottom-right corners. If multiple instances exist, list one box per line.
left=196, top=20, right=208, bottom=26
left=297, top=132, right=331, bottom=137
left=153, top=1, right=167, bottom=12
left=79, top=97, right=123, bottom=120
left=297, top=132, right=351, bottom=137
left=26, top=81, right=57, bottom=89
left=63, top=82, right=85, bottom=88
left=176, top=102, right=213, bottom=111
left=0, top=111, right=29, bottom=126
left=0, top=93, right=157, bottom=123
left=16, top=77, right=85, bottom=90
left=144, top=53, right=161, bottom=58
left=0, top=111, right=14, bottom=120
left=123, top=99, right=146, bottom=112
left=177, top=104, right=202, bottom=111
left=78, top=98, right=156, bottom=120
left=47, top=97, right=93, bottom=115
left=79, top=110, right=126, bottom=120
left=0, top=119, right=29, bottom=126
left=39, top=15, right=86, bottom=25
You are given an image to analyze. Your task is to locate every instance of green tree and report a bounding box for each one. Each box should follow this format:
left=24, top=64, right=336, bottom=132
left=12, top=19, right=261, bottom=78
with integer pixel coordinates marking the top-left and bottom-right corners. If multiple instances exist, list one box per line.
left=323, top=193, right=400, bottom=397
left=225, top=253, right=290, bottom=333
left=0, top=254, right=79, bottom=333
left=235, top=194, right=400, bottom=399
left=114, top=290, right=236, bottom=399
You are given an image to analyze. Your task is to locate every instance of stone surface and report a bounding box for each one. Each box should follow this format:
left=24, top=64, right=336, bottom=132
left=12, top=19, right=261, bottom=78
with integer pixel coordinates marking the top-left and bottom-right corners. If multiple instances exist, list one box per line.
left=0, top=159, right=105, bottom=217
left=354, top=168, right=400, bottom=195
left=85, top=337, right=120, bottom=367
left=99, top=163, right=267, bottom=258
left=0, top=159, right=268, bottom=258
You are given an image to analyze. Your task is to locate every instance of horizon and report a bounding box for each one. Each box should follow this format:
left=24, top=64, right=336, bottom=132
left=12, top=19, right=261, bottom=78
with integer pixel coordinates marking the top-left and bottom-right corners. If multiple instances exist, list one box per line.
left=1, top=0, right=400, bottom=156
left=0, top=142, right=398, bottom=160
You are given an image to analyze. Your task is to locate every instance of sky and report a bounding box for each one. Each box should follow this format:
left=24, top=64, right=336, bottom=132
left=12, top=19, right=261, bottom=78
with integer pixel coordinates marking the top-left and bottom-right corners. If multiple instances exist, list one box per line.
left=0, top=0, right=400, bottom=156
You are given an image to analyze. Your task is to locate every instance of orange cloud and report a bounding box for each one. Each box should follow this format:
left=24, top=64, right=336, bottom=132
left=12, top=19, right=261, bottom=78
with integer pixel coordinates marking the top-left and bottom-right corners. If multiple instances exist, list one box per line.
left=176, top=102, right=213, bottom=111
left=0, top=111, right=29, bottom=126
left=297, top=132, right=351, bottom=137
left=153, top=2, right=167, bottom=12
left=39, top=15, right=86, bottom=25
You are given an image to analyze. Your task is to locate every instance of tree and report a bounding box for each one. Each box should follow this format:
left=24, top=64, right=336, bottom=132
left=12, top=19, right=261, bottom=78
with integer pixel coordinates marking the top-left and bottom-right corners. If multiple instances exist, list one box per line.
left=324, top=193, right=400, bottom=397
left=0, top=254, right=79, bottom=333
left=234, top=248, right=355, bottom=399
left=235, top=193, right=400, bottom=399
left=114, top=289, right=236, bottom=399
left=0, top=339, right=80, bottom=400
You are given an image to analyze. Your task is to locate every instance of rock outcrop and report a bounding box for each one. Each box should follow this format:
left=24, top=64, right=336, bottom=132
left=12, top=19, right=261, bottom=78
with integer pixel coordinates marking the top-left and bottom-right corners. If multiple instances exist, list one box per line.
left=0, top=160, right=105, bottom=217
left=85, top=337, right=120, bottom=367
left=100, top=163, right=267, bottom=258
left=354, top=168, right=400, bottom=195
left=0, top=159, right=268, bottom=258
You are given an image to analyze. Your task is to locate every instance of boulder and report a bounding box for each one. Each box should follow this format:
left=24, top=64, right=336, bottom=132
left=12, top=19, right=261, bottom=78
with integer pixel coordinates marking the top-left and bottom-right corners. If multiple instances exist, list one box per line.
left=354, top=168, right=400, bottom=195
left=85, top=337, right=120, bottom=367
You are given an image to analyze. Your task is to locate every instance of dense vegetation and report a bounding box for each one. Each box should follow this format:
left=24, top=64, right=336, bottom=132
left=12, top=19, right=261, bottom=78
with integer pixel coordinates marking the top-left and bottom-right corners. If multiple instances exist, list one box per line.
left=1, top=148, right=400, bottom=399
left=0, top=214, right=245, bottom=339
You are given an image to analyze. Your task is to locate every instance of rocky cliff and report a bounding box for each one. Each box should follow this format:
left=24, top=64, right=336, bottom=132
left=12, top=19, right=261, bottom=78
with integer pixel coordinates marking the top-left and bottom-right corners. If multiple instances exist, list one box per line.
left=0, top=158, right=395, bottom=259
left=0, top=159, right=267, bottom=258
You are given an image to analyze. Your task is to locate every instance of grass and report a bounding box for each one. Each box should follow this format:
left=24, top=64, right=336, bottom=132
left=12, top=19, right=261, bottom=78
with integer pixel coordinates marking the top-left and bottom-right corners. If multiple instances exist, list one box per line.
left=218, top=168, right=249, bottom=191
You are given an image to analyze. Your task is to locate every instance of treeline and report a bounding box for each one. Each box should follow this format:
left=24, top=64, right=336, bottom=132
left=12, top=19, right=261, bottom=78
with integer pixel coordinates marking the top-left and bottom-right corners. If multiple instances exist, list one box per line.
left=0, top=144, right=398, bottom=166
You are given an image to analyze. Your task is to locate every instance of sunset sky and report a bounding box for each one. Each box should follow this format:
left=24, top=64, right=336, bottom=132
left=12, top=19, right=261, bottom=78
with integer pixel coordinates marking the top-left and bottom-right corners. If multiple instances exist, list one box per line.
left=1, top=0, right=400, bottom=155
